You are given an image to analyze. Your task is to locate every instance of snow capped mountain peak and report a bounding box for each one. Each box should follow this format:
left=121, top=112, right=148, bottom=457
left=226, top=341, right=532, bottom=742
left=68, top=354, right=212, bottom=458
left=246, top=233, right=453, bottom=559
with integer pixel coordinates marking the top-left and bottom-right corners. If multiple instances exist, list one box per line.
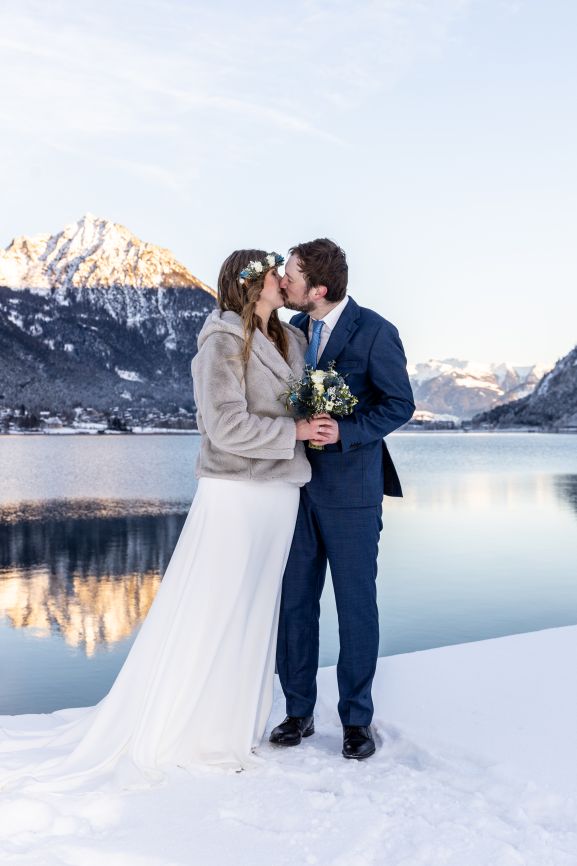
left=0, top=215, right=218, bottom=417
left=408, top=358, right=550, bottom=385
left=408, top=358, right=553, bottom=420
left=0, top=215, right=215, bottom=297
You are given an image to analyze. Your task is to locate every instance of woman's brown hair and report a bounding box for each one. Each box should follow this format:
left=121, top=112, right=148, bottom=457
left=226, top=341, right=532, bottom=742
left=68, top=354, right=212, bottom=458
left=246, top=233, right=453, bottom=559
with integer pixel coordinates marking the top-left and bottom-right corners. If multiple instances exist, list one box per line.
left=217, top=249, right=289, bottom=366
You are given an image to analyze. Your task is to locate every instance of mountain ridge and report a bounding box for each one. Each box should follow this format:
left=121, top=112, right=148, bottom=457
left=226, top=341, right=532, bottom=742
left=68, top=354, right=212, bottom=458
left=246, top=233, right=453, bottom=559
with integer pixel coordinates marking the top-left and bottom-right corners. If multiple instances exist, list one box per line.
left=408, top=358, right=550, bottom=421
left=0, top=215, right=216, bottom=428
left=1, top=215, right=570, bottom=431
left=0, top=213, right=215, bottom=300
left=472, top=345, right=577, bottom=430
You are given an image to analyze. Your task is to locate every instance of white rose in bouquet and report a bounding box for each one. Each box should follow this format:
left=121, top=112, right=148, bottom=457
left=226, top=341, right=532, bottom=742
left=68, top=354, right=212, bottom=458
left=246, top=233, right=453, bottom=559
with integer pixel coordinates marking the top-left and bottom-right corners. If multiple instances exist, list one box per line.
left=310, top=370, right=325, bottom=393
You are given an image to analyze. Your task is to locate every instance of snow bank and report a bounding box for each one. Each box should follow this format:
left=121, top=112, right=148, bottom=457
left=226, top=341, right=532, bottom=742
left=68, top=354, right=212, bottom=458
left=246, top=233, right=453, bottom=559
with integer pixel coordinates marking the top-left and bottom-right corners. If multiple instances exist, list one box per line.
left=1, top=626, right=576, bottom=865
left=370, top=624, right=577, bottom=795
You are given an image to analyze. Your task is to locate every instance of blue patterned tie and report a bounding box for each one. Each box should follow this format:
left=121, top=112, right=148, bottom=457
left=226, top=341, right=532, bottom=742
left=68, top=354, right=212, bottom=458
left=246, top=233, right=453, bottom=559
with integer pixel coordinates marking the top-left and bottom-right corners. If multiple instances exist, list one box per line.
left=304, top=319, right=325, bottom=369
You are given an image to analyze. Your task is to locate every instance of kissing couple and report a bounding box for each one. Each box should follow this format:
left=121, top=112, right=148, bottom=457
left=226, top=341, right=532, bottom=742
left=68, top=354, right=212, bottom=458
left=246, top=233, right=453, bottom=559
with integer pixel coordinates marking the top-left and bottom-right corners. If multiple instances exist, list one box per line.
left=0, top=238, right=415, bottom=790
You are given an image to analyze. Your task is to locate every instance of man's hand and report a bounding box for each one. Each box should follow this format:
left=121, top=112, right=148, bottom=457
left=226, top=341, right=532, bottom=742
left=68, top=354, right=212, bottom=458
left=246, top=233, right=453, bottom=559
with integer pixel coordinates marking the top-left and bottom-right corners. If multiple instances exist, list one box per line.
left=310, top=414, right=340, bottom=447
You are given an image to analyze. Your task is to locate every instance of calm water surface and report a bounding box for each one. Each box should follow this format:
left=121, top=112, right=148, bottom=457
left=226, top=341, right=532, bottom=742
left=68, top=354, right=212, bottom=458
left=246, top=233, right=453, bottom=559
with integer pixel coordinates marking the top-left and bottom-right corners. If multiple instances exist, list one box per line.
left=1, top=432, right=576, bottom=713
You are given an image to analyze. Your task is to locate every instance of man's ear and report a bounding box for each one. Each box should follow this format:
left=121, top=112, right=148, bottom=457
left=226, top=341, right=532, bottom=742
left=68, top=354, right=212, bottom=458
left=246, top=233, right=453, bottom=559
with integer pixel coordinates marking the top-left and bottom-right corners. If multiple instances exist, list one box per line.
left=313, top=285, right=328, bottom=300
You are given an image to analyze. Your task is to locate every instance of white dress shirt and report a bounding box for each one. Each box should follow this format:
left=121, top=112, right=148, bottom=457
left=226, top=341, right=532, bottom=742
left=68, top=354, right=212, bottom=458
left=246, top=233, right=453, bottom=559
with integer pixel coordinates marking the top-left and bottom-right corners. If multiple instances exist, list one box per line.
left=308, top=295, right=350, bottom=364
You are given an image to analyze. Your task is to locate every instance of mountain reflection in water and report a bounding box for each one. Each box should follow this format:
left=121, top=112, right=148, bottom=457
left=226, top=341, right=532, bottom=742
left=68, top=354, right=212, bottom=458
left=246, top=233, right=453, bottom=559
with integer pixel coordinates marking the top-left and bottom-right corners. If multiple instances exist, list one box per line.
left=2, top=435, right=577, bottom=714
left=0, top=499, right=188, bottom=656
left=555, top=475, right=577, bottom=516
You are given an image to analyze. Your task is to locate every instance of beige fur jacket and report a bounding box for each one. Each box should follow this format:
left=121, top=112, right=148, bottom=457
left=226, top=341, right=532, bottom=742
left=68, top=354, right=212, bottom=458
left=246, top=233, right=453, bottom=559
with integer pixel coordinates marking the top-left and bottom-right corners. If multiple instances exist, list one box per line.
left=191, top=309, right=311, bottom=486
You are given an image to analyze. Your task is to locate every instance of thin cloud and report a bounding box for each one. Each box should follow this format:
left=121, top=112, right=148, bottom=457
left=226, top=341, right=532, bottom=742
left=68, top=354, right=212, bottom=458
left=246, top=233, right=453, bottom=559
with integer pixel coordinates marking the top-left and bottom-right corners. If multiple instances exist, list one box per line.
left=0, top=0, right=470, bottom=147
left=0, top=6, right=343, bottom=145
left=0, top=0, right=473, bottom=202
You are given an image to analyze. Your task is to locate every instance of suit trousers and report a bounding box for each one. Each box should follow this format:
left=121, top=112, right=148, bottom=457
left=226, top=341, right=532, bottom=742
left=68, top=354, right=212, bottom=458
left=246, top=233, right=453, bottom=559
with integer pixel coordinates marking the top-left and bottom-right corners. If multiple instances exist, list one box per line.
left=276, top=486, right=383, bottom=726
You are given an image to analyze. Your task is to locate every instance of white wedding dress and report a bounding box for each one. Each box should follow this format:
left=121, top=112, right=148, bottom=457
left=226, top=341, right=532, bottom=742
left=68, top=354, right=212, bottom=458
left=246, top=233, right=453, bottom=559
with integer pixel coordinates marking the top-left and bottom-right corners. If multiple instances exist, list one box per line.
left=0, top=477, right=300, bottom=790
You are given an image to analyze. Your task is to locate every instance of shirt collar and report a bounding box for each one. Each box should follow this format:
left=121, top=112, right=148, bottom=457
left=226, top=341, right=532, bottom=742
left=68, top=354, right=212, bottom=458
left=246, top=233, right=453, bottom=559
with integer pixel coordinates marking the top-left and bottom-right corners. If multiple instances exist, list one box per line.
left=310, top=294, right=349, bottom=333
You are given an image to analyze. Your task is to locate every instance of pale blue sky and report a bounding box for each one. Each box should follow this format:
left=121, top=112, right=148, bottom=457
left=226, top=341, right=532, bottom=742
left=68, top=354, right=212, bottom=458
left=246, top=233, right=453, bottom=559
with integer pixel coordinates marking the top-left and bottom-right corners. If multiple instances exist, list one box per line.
left=1, top=0, right=575, bottom=365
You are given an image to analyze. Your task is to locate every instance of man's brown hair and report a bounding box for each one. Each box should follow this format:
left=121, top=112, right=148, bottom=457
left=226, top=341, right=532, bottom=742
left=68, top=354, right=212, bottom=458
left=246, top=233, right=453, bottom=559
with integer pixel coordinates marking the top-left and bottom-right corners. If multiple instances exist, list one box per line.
left=289, top=238, right=348, bottom=303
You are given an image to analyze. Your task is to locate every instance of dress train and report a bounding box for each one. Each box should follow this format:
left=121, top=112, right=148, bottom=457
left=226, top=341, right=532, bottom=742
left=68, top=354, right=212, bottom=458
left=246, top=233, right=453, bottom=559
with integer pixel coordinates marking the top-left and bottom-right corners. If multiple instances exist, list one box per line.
left=0, top=478, right=300, bottom=790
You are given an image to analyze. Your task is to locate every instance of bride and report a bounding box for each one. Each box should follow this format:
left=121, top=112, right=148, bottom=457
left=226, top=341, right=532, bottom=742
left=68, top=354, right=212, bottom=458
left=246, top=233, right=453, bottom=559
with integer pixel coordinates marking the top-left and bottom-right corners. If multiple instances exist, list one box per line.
left=0, top=249, right=329, bottom=788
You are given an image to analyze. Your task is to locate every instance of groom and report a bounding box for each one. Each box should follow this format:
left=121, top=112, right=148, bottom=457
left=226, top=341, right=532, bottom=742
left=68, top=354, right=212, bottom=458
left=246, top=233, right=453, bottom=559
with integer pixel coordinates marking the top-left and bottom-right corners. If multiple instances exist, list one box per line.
left=271, top=238, right=415, bottom=759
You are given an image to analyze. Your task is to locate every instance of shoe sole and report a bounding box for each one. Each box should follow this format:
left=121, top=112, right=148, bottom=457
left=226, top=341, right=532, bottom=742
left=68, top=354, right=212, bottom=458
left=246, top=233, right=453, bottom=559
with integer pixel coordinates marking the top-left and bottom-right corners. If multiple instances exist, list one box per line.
left=270, top=726, right=315, bottom=747
left=341, top=745, right=376, bottom=760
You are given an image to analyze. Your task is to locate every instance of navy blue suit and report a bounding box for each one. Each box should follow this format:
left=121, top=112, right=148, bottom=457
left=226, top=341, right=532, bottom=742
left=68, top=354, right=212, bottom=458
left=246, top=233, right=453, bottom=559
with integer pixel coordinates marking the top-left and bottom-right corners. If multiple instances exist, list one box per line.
left=276, top=296, right=415, bottom=726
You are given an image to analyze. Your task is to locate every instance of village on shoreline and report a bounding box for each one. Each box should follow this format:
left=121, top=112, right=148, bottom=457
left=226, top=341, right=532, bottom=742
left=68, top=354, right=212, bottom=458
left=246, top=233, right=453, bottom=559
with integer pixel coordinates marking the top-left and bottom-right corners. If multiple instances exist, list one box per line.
left=1, top=406, right=575, bottom=436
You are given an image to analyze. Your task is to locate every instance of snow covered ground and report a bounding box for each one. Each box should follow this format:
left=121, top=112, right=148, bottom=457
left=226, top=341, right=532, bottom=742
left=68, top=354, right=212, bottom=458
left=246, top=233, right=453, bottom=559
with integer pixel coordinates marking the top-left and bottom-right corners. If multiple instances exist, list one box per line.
left=2, top=625, right=577, bottom=866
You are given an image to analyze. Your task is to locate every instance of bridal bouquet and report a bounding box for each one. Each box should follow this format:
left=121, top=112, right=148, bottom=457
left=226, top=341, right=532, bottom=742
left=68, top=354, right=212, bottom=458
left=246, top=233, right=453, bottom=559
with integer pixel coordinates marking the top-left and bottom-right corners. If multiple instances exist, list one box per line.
left=284, top=362, right=358, bottom=450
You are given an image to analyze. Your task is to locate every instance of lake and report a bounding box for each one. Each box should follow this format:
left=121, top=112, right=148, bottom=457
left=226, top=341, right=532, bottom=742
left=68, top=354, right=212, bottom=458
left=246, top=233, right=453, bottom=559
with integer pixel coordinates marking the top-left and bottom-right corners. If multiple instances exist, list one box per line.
left=1, top=432, right=576, bottom=714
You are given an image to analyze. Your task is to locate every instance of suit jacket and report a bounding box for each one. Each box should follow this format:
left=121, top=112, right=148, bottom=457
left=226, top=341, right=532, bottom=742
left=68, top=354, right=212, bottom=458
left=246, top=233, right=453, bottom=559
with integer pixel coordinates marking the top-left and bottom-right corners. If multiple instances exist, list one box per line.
left=291, top=296, right=415, bottom=507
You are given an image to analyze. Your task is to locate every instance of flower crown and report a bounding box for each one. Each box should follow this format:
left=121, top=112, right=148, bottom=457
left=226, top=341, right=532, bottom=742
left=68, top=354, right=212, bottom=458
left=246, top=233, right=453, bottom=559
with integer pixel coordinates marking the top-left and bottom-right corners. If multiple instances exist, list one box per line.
left=238, top=252, right=284, bottom=285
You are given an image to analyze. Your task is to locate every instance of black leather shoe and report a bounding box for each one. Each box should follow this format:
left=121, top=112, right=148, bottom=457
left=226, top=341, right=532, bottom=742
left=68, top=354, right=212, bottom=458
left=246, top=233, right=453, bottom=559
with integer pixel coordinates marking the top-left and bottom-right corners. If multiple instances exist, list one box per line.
left=342, top=725, right=375, bottom=759
left=269, top=715, right=314, bottom=746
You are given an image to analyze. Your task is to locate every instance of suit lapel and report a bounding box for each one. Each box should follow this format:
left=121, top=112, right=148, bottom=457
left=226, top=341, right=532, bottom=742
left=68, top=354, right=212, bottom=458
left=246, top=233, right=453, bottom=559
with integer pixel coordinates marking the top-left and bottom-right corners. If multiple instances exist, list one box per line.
left=290, top=313, right=310, bottom=341
left=317, top=296, right=360, bottom=369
